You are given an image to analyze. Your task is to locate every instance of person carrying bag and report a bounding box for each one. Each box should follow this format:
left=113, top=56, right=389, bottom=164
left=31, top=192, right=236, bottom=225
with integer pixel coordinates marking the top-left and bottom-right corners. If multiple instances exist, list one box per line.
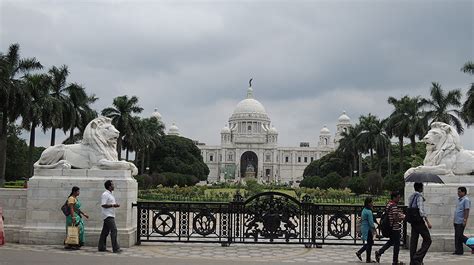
left=407, top=183, right=432, bottom=265
left=64, top=186, right=89, bottom=249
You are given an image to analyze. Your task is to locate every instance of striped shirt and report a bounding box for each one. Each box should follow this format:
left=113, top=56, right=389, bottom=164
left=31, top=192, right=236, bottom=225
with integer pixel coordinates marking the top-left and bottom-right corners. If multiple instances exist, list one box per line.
left=387, top=200, right=403, bottom=231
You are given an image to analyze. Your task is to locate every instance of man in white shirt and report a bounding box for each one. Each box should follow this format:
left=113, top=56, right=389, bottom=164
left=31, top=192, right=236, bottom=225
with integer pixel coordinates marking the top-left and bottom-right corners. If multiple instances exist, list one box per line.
left=98, top=180, right=121, bottom=253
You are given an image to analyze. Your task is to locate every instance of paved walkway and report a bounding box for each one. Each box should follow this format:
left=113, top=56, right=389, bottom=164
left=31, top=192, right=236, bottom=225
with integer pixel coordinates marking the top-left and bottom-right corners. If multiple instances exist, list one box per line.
left=0, top=243, right=472, bottom=264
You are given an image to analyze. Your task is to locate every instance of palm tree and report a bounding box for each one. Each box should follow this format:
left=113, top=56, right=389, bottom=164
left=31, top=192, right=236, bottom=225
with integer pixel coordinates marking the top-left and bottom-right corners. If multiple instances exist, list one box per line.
left=387, top=95, right=427, bottom=172
left=337, top=125, right=361, bottom=177
left=63, top=84, right=98, bottom=144
left=422, top=82, right=463, bottom=133
left=47, top=65, right=71, bottom=146
left=0, top=43, right=42, bottom=186
left=461, top=61, right=474, bottom=126
left=21, top=74, right=53, bottom=176
left=461, top=61, right=474, bottom=75
left=101, top=95, right=143, bottom=159
left=357, top=114, right=390, bottom=173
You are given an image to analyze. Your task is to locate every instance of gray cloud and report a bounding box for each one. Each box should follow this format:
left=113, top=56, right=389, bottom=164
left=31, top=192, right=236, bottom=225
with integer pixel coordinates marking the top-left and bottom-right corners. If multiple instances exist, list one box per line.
left=1, top=0, right=473, bottom=151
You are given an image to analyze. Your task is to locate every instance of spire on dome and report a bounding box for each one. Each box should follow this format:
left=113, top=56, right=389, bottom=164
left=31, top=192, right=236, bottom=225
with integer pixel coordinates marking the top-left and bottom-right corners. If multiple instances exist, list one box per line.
left=247, top=78, right=254, bottom=99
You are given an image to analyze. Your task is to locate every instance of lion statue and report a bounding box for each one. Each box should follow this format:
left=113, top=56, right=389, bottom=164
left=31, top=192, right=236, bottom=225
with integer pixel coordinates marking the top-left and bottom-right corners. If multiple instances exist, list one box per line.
left=404, top=122, right=474, bottom=177
left=34, top=116, right=138, bottom=175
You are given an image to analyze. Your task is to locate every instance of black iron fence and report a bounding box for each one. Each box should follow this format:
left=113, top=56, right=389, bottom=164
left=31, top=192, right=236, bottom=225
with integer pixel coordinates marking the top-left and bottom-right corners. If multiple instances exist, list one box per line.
left=133, top=192, right=407, bottom=247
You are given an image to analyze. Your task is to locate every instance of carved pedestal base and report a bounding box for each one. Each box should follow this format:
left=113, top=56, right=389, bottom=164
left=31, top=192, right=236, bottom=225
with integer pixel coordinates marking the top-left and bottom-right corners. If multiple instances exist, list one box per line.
left=21, top=169, right=137, bottom=247
left=404, top=175, right=474, bottom=252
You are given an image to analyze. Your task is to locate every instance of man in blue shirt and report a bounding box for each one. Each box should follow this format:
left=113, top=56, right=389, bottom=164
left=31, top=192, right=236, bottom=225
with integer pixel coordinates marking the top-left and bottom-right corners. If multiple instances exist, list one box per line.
left=453, top=186, right=471, bottom=255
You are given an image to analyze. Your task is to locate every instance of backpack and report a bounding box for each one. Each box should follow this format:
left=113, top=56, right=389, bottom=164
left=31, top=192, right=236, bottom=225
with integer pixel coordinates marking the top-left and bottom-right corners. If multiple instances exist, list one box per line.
left=379, top=205, right=392, bottom=238
left=61, top=200, right=70, bottom=216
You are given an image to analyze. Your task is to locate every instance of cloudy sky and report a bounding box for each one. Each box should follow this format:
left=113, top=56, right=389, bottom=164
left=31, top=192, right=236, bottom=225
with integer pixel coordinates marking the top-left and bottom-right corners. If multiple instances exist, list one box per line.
left=1, top=0, right=473, bottom=152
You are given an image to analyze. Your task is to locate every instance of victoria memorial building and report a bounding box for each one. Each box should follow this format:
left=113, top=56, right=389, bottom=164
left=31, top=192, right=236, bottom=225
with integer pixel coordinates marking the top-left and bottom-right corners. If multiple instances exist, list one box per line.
left=185, top=84, right=353, bottom=184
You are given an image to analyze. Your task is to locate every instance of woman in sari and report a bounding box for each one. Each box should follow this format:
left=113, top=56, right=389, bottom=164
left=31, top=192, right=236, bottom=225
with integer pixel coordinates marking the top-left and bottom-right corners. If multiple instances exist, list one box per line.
left=65, top=186, right=89, bottom=249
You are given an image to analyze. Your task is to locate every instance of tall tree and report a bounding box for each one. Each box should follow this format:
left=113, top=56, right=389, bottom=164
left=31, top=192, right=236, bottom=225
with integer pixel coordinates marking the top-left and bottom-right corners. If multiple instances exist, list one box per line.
left=357, top=114, right=390, bottom=173
left=337, top=125, right=361, bottom=177
left=422, top=82, right=463, bottom=133
left=63, top=84, right=98, bottom=144
left=21, top=74, right=53, bottom=176
left=387, top=95, right=427, bottom=173
left=47, top=65, right=71, bottom=146
left=0, top=43, right=42, bottom=186
left=461, top=61, right=474, bottom=126
left=101, top=95, right=143, bottom=159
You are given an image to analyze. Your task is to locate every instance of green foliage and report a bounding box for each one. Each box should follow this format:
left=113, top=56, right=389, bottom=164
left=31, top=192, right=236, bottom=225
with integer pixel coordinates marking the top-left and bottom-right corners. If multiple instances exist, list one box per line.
left=244, top=179, right=264, bottom=197
left=364, top=171, right=383, bottom=195
left=347, top=176, right=367, bottom=194
left=149, top=135, right=209, bottom=181
left=303, top=152, right=349, bottom=178
left=135, top=172, right=199, bottom=188
left=324, top=172, right=343, bottom=189
left=300, top=175, right=323, bottom=189
left=383, top=173, right=405, bottom=193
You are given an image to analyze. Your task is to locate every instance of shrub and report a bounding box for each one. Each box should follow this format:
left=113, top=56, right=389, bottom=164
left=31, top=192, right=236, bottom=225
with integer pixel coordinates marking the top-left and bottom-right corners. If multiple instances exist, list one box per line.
left=245, top=179, right=264, bottom=197
left=300, top=176, right=323, bottom=189
left=365, top=171, right=383, bottom=195
left=383, top=173, right=405, bottom=193
left=347, top=176, right=367, bottom=195
left=323, top=172, right=342, bottom=189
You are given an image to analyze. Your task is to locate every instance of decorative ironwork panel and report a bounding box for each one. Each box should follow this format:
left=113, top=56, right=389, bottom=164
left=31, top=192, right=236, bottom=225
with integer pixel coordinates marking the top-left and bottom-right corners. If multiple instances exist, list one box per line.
left=133, top=193, right=407, bottom=247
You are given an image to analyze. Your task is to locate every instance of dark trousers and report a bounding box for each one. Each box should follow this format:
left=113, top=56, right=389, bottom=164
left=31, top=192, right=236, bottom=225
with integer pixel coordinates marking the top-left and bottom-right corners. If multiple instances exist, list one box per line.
left=98, top=217, right=120, bottom=251
left=454, top=223, right=466, bottom=254
left=357, top=230, right=374, bottom=262
left=378, top=229, right=401, bottom=264
left=410, top=222, right=431, bottom=265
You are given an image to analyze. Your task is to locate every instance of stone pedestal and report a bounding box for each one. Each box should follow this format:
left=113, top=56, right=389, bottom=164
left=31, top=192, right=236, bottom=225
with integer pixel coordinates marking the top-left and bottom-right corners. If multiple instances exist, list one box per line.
left=21, top=169, right=137, bottom=247
left=404, top=175, right=474, bottom=252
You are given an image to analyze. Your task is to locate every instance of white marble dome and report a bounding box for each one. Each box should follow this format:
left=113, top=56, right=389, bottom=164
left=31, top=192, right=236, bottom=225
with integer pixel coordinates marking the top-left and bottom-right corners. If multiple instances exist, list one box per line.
left=320, top=125, right=331, bottom=135
left=230, top=86, right=270, bottom=121
left=151, top=108, right=162, bottom=120
left=221, top=125, right=231, bottom=134
left=268, top=126, right=278, bottom=134
left=168, top=122, right=180, bottom=136
left=338, top=111, right=351, bottom=123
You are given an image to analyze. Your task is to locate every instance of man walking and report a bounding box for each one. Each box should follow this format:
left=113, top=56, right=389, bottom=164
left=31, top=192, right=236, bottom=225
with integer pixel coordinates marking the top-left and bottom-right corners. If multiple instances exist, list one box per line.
left=375, top=191, right=406, bottom=265
left=98, top=180, right=122, bottom=253
left=453, top=186, right=470, bottom=255
left=408, top=183, right=432, bottom=265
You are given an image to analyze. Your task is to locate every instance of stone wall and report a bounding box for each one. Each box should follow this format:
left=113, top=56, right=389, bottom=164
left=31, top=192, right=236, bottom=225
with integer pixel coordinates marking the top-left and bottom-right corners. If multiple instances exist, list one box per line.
left=404, top=175, right=474, bottom=252
left=0, top=169, right=138, bottom=248
left=0, top=188, right=27, bottom=243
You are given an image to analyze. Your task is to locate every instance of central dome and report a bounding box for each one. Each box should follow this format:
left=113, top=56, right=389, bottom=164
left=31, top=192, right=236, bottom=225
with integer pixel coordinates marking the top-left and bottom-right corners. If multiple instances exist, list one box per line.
left=233, top=98, right=267, bottom=115
left=230, top=86, right=270, bottom=121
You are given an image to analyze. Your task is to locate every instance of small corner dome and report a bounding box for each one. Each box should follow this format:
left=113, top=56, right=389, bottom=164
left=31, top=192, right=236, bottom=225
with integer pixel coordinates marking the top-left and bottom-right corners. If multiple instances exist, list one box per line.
left=338, top=111, right=351, bottom=123
left=221, top=125, right=231, bottom=134
left=151, top=108, right=162, bottom=120
left=269, top=126, right=278, bottom=134
left=168, top=122, right=180, bottom=135
left=320, top=125, right=331, bottom=135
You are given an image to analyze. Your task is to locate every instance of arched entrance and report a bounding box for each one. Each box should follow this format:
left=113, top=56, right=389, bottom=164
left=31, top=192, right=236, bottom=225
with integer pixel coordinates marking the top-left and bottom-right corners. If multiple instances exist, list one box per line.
left=240, top=151, right=258, bottom=179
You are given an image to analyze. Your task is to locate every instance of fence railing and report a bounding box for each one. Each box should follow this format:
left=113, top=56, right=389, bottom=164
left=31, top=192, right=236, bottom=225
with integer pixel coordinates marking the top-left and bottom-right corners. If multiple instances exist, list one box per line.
left=133, top=191, right=407, bottom=247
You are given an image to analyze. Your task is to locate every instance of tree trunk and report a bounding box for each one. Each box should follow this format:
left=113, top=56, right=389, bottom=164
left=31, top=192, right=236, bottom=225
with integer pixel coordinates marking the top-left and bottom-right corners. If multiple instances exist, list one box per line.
left=0, top=112, right=8, bottom=187
left=410, top=135, right=417, bottom=156
left=69, top=127, right=74, bottom=144
left=125, top=148, right=129, bottom=161
left=399, top=135, right=404, bottom=174
left=358, top=152, right=363, bottom=177
left=370, top=148, right=374, bottom=170
left=141, top=150, right=146, bottom=175
left=352, top=153, right=357, bottom=177
left=50, top=127, right=56, bottom=146
left=117, top=133, right=122, bottom=160
left=28, top=123, right=36, bottom=177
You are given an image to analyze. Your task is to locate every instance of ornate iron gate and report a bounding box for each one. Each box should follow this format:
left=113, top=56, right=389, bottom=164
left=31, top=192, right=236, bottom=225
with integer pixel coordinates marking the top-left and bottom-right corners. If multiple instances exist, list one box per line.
left=133, top=192, right=407, bottom=247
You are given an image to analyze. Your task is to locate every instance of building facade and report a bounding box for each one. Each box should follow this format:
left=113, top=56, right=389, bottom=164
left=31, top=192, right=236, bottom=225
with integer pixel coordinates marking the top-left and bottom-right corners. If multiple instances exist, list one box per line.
left=197, top=85, right=351, bottom=184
